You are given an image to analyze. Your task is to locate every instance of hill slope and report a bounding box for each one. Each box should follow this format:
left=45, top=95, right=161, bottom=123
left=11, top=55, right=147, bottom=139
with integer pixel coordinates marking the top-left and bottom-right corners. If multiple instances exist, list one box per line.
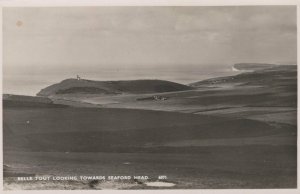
left=37, top=79, right=192, bottom=97
left=3, top=94, right=67, bottom=108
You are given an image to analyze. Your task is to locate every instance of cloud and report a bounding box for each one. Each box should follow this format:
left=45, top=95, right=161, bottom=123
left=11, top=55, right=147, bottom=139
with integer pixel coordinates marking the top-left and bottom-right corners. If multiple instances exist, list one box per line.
left=3, top=6, right=297, bottom=71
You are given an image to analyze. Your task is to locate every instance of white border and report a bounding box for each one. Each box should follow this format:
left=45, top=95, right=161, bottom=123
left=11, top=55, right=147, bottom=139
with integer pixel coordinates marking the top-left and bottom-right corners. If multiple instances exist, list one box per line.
left=0, top=0, right=299, bottom=6
left=0, top=0, right=298, bottom=194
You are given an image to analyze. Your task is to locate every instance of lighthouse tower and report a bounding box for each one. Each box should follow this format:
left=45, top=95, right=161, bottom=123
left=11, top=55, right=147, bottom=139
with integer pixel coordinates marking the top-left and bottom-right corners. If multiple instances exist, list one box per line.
left=76, top=75, right=81, bottom=80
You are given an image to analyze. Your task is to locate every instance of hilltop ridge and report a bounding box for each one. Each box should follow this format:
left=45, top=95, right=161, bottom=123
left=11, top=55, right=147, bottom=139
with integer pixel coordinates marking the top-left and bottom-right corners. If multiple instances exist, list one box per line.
left=37, top=79, right=192, bottom=97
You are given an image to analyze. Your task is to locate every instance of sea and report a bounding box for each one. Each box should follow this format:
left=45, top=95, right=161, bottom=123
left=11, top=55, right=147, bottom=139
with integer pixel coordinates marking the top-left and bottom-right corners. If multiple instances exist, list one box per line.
left=3, top=63, right=239, bottom=96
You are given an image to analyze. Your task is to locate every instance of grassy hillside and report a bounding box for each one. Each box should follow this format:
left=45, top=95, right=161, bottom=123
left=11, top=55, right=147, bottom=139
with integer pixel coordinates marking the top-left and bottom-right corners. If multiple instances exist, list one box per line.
left=37, top=79, right=192, bottom=97
left=3, top=63, right=297, bottom=189
left=80, top=64, right=296, bottom=118
left=3, top=105, right=296, bottom=188
left=3, top=107, right=296, bottom=152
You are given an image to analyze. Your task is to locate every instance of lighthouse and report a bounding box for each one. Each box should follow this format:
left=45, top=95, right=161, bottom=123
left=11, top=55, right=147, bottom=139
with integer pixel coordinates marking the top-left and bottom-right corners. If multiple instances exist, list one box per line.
left=76, top=75, right=81, bottom=80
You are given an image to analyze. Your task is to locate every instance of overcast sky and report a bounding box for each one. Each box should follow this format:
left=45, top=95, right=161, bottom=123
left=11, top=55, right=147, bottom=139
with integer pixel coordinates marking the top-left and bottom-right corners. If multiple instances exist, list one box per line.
left=3, top=6, right=297, bottom=77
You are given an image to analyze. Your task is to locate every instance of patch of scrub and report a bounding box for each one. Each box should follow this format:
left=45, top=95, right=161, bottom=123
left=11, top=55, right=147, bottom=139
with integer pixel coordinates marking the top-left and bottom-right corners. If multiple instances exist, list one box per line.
left=145, top=181, right=175, bottom=187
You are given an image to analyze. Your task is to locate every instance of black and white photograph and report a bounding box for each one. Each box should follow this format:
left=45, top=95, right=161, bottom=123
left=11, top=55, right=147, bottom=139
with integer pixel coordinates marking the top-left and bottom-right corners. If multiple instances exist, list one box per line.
left=1, top=2, right=298, bottom=191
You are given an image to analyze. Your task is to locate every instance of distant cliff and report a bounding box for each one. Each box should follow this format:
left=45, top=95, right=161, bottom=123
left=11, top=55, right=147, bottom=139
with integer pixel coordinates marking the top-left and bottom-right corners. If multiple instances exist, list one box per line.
left=233, top=63, right=276, bottom=71
left=190, top=63, right=296, bottom=87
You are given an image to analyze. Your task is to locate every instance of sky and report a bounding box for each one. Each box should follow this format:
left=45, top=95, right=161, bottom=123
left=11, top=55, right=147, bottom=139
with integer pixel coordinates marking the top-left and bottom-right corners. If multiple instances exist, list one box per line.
left=2, top=6, right=297, bottom=94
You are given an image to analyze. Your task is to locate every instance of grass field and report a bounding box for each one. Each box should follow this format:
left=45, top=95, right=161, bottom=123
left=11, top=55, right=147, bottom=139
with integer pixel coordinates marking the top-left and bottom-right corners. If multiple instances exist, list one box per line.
left=3, top=106, right=297, bottom=189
